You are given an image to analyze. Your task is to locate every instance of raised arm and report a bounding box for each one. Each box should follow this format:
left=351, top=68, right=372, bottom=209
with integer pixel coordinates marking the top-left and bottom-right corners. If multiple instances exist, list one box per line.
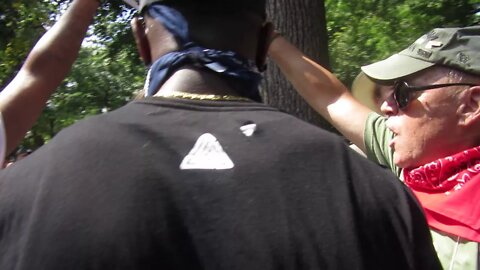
left=0, top=0, right=100, bottom=156
left=268, top=36, right=373, bottom=152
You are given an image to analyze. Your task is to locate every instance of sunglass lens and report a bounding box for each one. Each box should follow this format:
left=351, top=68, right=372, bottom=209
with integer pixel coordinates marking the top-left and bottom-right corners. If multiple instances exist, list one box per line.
left=394, top=82, right=410, bottom=109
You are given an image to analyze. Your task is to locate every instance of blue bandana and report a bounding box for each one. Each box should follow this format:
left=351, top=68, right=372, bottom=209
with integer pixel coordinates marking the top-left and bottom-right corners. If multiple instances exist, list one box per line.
left=144, top=4, right=263, bottom=102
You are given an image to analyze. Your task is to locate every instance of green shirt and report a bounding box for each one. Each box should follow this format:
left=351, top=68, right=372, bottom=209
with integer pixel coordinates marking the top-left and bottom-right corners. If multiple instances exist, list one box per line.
left=364, top=112, right=478, bottom=270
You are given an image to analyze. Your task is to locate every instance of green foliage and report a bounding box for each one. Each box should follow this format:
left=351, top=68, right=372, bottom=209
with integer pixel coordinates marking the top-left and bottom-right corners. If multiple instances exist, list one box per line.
left=21, top=44, right=145, bottom=149
left=0, top=0, right=57, bottom=88
left=0, top=0, right=134, bottom=88
left=1, top=1, right=144, bottom=151
left=326, top=0, right=478, bottom=87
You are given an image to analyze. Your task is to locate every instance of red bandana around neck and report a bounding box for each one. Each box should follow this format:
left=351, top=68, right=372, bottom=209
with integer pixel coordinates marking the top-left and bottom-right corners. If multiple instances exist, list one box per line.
left=404, top=146, right=480, bottom=242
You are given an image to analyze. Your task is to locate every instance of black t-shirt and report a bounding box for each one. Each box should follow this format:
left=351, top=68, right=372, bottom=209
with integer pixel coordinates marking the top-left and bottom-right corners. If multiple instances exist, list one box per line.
left=0, top=98, right=441, bottom=269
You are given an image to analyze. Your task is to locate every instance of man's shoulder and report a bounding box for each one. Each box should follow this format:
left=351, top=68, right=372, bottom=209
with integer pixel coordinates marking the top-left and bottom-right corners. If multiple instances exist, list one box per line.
left=55, top=102, right=140, bottom=139
left=16, top=104, right=141, bottom=169
left=51, top=112, right=119, bottom=146
left=363, top=112, right=400, bottom=176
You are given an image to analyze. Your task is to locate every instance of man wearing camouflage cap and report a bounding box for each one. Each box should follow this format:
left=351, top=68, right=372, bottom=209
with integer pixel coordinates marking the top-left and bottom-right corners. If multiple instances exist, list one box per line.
left=270, top=26, right=480, bottom=269
left=0, top=0, right=441, bottom=269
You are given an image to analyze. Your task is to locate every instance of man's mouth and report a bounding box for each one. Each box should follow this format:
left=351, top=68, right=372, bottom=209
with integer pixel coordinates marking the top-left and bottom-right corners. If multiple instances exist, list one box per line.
left=386, top=125, right=397, bottom=148
left=385, top=120, right=397, bottom=137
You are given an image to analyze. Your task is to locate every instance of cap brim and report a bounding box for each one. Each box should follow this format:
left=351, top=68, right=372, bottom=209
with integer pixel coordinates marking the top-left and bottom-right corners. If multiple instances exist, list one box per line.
left=361, top=54, right=434, bottom=81
left=351, top=72, right=381, bottom=113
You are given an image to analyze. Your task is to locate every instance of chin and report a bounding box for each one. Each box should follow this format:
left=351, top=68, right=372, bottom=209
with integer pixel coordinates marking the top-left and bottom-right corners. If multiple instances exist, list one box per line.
left=394, top=147, right=429, bottom=169
left=393, top=155, right=415, bottom=170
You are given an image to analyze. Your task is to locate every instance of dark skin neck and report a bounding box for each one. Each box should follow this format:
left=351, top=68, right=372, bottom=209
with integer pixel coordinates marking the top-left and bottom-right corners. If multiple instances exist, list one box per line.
left=155, top=66, right=244, bottom=96
left=139, top=10, right=267, bottom=98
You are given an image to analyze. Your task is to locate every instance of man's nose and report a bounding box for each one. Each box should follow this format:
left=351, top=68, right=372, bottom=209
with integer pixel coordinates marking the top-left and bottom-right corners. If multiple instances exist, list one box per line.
left=380, top=93, right=399, bottom=116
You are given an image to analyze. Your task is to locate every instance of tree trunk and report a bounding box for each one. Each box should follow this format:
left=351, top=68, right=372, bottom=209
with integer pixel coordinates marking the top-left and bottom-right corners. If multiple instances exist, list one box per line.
left=263, top=0, right=336, bottom=133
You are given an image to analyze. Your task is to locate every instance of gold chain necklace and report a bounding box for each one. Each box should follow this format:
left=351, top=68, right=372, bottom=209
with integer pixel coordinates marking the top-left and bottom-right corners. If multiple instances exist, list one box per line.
left=155, top=91, right=252, bottom=102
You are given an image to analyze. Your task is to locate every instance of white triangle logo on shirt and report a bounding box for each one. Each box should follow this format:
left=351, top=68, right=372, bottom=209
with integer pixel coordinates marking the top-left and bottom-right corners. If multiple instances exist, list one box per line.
left=240, top=123, right=257, bottom=137
left=180, top=133, right=234, bottom=170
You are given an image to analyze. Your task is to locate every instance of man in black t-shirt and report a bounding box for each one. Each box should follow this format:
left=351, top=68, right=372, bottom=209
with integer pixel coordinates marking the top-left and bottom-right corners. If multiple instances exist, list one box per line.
left=0, top=0, right=441, bottom=269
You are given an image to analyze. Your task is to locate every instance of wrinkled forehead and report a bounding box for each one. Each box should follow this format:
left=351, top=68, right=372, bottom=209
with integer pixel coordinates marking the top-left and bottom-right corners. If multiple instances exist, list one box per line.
left=406, top=66, right=456, bottom=85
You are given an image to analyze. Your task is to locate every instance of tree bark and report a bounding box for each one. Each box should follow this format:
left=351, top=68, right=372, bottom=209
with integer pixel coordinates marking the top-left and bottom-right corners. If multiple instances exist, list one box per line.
left=263, top=0, right=336, bottom=132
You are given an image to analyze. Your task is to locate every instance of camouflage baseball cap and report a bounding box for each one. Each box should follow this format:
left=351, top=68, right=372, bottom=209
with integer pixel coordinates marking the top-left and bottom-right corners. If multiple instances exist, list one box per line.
left=361, top=26, right=480, bottom=81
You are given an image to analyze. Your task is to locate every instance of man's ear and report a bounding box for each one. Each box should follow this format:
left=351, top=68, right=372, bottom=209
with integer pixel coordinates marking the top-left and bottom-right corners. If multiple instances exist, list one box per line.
left=255, top=22, right=274, bottom=72
left=131, top=17, right=152, bottom=65
left=458, top=86, right=480, bottom=126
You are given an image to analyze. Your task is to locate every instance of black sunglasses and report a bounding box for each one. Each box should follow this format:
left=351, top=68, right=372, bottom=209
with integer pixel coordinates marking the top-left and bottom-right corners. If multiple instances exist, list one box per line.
left=393, top=81, right=478, bottom=109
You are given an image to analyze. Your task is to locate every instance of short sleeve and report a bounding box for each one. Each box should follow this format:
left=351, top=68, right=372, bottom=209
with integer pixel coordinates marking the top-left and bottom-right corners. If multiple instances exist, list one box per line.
left=363, top=112, right=401, bottom=178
